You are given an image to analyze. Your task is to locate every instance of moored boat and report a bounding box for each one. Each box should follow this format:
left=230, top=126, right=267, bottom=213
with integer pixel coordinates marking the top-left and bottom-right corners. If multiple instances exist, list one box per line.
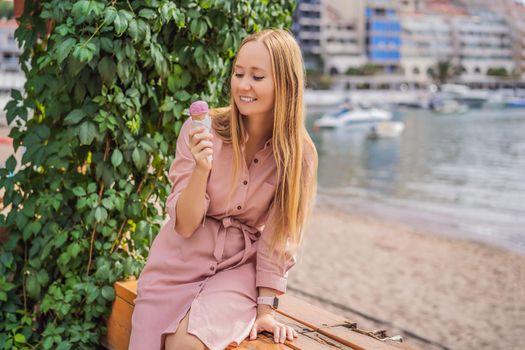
left=314, top=105, right=393, bottom=129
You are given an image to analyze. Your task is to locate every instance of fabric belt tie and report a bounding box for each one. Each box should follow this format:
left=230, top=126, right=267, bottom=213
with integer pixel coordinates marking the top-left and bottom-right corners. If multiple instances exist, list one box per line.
left=213, top=216, right=261, bottom=268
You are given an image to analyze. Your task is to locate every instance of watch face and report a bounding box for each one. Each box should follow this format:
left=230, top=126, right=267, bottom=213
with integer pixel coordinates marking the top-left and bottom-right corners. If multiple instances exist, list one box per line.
left=273, top=297, right=279, bottom=309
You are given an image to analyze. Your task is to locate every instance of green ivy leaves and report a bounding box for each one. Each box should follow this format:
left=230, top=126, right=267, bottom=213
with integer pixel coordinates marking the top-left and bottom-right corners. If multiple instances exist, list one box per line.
left=71, top=0, right=105, bottom=19
left=97, top=56, right=117, bottom=84
left=114, top=9, right=133, bottom=35
left=56, top=38, right=77, bottom=64
left=111, top=149, right=123, bottom=167
left=0, top=0, right=295, bottom=347
left=190, top=17, right=208, bottom=38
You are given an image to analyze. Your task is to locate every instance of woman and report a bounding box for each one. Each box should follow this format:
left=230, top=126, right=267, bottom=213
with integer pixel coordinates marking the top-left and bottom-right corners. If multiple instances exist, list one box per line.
left=129, top=28, right=318, bottom=350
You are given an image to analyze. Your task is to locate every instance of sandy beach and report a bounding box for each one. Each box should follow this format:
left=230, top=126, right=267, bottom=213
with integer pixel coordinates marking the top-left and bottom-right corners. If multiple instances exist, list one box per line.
left=287, top=201, right=525, bottom=350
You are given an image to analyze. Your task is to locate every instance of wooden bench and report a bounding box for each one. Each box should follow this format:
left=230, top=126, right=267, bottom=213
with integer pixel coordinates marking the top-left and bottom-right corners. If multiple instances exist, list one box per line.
left=104, top=279, right=419, bottom=350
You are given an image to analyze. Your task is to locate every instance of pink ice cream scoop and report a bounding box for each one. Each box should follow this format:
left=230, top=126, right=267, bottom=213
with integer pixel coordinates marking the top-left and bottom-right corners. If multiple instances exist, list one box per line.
left=189, top=100, right=213, bottom=163
left=189, top=101, right=209, bottom=117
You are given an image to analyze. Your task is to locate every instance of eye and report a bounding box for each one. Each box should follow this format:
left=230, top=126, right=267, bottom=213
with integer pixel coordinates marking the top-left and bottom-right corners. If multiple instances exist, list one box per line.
left=253, top=76, right=264, bottom=81
left=234, top=73, right=244, bottom=78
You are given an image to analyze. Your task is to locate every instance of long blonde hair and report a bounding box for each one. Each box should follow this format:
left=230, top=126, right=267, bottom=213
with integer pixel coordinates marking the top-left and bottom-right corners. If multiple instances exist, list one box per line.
left=211, top=29, right=318, bottom=260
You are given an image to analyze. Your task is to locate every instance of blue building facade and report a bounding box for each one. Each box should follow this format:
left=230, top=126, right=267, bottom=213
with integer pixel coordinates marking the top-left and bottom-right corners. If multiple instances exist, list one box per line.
left=366, top=6, right=401, bottom=69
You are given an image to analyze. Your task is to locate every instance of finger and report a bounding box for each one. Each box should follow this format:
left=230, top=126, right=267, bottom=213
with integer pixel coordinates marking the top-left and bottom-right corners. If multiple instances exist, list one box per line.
left=188, top=128, right=205, bottom=143
left=189, top=126, right=206, bottom=136
left=279, top=325, right=286, bottom=343
left=197, top=140, right=214, bottom=151
left=250, top=324, right=257, bottom=340
left=191, top=141, right=212, bottom=155
left=190, top=132, right=206, bottom=144
left=191, top=133, right=213, bottom=147
left=293, top=328, right=299, bottom=338
left=286, top=326, right=294, bottom=341
left=273, top=326, right=280, bottom=343
left=192, top=130, right=212, bottom=139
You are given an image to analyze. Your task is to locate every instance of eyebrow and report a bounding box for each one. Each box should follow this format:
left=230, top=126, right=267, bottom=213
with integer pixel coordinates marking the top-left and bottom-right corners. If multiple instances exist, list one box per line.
left=234, top=64, right=267, bottom=72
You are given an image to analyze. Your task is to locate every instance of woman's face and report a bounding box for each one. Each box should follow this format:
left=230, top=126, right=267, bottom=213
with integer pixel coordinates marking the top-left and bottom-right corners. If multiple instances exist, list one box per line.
left=231, top=40, right=275, bottom=119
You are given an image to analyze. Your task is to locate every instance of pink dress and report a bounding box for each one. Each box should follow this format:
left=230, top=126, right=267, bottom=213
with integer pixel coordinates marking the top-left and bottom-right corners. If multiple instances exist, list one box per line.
left=129, top=118, right=297, bottom=350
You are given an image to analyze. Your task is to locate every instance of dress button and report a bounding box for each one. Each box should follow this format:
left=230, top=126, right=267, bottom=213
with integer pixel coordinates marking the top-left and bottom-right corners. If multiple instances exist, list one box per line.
left=237, top=205, right=242, bottom=210
left=243, top=180, right=248, bottom=185
left=253, top=158, right=259, bottom=163
left=210, top=266, right=215, bottom=271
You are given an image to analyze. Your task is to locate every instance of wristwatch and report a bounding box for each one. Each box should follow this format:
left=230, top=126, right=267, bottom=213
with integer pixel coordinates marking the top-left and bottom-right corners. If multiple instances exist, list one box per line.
left=256, top=296, right=279, bottom=309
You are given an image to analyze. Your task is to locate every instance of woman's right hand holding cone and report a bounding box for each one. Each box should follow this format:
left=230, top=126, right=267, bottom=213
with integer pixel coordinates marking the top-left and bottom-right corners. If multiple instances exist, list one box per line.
left=188, top=126, right=213, bottom=172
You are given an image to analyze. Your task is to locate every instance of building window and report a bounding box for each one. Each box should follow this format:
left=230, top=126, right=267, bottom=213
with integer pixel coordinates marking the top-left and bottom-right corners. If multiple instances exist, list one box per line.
left=413, top=67, right=420, bottom=75
left=329, top=67, right=339, bottom=76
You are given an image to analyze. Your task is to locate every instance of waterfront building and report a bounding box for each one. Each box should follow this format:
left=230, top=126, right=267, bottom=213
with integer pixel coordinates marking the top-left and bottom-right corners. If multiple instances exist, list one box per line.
left=322, top=0, right=367, bottom=75
left=453, top=0, right=525, bottom=80
left=0, top=19, right=19, bottom=72
left=397, top=0, right=424, bottom=13
left=365, top=0, right=402, bottom=73
left=292, top=0, right=323, bottom=71
left=451, top=11, right=515, bottom=85
left=507, top=2, right=525, bottom=79
left=421, top=0, right=468, bottom=16
left=294, top=0, right=407, bottom=76
left=0, top=18, right=23, bottom=94
left=293, top=0, right=524, bottom=88
left=400, top=13, right=454, bottom=85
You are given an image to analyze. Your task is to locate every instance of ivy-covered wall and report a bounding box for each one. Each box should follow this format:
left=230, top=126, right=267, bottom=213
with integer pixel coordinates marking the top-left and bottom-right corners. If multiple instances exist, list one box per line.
left=0, top=0, right=295, bottom=348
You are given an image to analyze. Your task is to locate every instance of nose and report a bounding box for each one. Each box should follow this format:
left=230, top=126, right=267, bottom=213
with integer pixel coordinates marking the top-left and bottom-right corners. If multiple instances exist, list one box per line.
left=238, top=76, right=252, bottom=91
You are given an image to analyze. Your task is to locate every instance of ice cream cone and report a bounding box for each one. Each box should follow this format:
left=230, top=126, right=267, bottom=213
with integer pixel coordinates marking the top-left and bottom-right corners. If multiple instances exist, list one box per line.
left=189, top=101, right=213, bottom=163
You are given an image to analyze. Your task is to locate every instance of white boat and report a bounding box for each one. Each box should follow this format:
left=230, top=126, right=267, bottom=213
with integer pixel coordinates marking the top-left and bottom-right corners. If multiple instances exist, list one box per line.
left=431, top=98, right=469, bottom=115
left=486, top=90, right=525, bottom=109
left=367, top=121, right=405, bottom=139
left=313, top=105, right=393, bottom=129
left=439, top=84, right=488, bottom=109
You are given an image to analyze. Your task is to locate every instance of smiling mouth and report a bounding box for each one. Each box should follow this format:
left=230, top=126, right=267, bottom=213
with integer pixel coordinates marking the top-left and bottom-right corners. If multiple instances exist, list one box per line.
left=240, top=96, right=257, bottom=102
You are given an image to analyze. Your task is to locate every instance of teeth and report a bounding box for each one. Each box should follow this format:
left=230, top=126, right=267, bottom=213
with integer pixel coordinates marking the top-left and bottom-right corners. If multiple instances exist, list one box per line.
left=240, top=96, right=256, bottom=102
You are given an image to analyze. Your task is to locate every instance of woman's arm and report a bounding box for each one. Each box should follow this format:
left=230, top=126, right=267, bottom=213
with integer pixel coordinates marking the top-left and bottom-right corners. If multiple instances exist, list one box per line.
left=256, top=286, right=282, bottom=316
left=165, top=120, right=214, bottom=238
left=174, top=166, right=210, bottom=237
left=250, top=287, right=298, bottom=343
left=173, top=125, right=213, bottom=238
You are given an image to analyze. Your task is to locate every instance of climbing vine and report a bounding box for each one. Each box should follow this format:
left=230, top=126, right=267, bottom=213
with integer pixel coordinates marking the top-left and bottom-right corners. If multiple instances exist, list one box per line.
left=0, top=0, right=295, bottom=348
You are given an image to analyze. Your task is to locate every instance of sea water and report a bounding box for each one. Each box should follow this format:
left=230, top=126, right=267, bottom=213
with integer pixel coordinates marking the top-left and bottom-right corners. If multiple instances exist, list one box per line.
left=308, top=107, right=525, bottom=255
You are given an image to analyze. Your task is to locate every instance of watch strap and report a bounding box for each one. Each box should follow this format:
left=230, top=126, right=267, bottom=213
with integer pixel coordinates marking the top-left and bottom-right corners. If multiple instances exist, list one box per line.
left=257, top=296, right=279, bottom=309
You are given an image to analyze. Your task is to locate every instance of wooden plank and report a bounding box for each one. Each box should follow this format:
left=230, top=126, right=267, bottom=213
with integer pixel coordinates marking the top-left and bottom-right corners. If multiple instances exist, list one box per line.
left=234, top=333, right=291, bottom=349
left=108, top=280, right=414, bottom=350
left=105, top=295, right=133, bottom=350
left=114, top=279, right=137, bottom=305
left=277, top=295, right=411, bottom=350
left=277, top=294, right=352, bottom=330
left=272, top=314, right=347, bottom=350
left=236, top=313, right=354, bottom=350
left=382, top=341, right=420, bottom=350
left=318, top=325, right=403, bottom=350
left=288, top=331, right=356, bottom=350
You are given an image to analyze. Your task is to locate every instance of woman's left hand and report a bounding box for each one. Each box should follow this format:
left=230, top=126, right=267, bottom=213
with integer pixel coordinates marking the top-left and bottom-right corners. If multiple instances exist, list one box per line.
left=249, top=313, right=299, bottom=344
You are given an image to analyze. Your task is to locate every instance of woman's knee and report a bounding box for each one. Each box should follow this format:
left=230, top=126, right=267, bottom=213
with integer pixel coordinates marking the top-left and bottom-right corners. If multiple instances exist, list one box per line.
left=164, top=311, right=206, bottom=350
left=165, top=333, right=206, bottom=350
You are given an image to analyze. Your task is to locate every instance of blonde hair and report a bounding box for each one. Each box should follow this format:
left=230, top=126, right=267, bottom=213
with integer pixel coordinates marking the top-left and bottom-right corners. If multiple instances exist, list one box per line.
left=211, top=29, right=318, bottom=260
